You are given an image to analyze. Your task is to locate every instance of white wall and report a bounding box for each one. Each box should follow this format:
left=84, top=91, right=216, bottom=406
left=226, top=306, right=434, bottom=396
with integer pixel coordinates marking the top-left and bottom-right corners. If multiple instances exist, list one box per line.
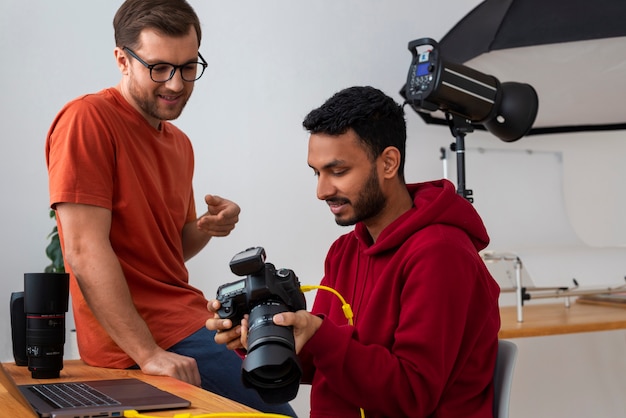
left=1, top=1, right=625, bottom=417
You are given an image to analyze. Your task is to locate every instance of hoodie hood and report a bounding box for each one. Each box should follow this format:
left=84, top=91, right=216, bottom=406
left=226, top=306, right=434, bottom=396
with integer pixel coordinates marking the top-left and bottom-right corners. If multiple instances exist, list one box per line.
left=355, top=179, right=490, bottom=255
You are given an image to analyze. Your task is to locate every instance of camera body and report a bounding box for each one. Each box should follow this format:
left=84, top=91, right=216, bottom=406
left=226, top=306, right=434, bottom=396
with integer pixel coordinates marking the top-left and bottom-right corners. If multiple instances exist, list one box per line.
left=217, top=247, right=306, bottom=325
left=216, top=247, right=306, bottom=404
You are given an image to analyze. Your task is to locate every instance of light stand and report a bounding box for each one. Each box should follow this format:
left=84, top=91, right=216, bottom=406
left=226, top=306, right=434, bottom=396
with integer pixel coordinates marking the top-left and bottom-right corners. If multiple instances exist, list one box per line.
left=446, top=113, right=474, bottom=202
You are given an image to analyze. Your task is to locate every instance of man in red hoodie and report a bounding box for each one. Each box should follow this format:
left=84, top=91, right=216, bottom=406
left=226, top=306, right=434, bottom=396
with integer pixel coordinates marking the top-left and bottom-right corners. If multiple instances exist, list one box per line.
left=208, top=86, right=501, bottom=417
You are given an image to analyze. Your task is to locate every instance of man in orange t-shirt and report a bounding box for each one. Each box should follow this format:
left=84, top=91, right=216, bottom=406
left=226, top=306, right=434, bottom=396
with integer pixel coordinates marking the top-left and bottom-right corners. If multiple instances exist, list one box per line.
left=45, top=0, right=294, bottom=416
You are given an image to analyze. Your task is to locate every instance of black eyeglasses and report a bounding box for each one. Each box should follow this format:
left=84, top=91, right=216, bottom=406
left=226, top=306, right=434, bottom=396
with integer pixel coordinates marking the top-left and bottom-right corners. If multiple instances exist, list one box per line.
left=123, top=46, right=208, bottom=82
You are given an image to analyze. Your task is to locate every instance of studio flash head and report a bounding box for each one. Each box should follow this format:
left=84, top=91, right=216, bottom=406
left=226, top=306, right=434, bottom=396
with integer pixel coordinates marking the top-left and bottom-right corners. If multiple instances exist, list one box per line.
left=402, top=37, right=538, bottom=142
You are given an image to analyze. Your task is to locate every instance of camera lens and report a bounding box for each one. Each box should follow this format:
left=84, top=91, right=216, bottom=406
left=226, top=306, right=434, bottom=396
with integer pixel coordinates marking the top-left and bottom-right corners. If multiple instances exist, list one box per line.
left=242, top=299, right=302, bottom=403
left=24, top=273, right=69, bottom=379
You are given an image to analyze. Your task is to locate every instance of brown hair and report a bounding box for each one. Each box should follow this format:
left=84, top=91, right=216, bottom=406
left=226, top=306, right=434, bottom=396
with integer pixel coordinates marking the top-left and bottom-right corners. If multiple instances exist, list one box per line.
left=113, top=0, right=202, bottom=49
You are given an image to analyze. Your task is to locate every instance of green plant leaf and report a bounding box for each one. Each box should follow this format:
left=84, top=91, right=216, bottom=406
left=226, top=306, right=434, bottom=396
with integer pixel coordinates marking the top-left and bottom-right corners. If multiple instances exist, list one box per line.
left=45, top=210, right=65, bottom=273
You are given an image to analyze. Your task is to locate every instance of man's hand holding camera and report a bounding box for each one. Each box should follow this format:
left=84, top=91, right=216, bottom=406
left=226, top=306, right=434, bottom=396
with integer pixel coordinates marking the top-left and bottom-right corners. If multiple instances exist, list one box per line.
left=206, top=300, right=245, bottom=351
left=264, top=310, right=322, bottom=354
left=206, top=300, right=322, bottom=354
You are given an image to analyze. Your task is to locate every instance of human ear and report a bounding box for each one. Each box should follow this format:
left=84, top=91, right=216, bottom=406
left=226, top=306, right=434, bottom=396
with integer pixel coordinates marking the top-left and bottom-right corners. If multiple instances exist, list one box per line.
left=113, top=47, right=130, bottom=75
left=381, top=146, right=401, bottom=178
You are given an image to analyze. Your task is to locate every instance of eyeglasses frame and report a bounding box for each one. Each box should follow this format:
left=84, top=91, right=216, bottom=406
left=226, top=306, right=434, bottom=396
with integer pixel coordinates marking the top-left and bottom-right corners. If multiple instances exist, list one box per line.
left=122, top=46, right=208, bottom=83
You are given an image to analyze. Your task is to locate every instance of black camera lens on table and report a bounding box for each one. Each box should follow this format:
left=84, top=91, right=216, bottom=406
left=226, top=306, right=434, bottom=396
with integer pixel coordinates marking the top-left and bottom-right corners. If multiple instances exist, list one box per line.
left=23, top=272, right=70, bottom=378
left=216, top=247, right=307, bottom=404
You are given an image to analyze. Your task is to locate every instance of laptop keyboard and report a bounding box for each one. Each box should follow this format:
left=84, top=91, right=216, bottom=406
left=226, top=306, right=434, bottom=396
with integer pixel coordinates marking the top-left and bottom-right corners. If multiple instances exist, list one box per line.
left=30, top=382, right=121, bottom=408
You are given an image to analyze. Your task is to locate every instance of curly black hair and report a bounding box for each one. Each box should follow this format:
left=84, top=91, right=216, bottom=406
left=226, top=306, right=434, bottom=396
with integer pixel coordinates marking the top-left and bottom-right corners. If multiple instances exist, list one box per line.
left=303, top=86, right=406, bottom=178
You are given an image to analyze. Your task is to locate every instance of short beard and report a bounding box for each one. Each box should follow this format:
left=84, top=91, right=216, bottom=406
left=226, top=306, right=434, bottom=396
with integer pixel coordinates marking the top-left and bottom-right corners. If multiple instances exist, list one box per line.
left=335, top=165, right=386, bottom=226
left=128, top=78, right=189, bottom=122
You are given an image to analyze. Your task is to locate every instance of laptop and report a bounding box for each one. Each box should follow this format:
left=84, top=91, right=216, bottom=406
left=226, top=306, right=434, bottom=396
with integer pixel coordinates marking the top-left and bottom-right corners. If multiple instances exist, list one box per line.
left=0, top=363, right=190, bottom=418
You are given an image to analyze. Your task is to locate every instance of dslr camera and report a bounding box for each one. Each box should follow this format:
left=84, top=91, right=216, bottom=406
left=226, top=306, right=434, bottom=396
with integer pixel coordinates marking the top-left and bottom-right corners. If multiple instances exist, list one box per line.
left=216, top=247, right=306, bottom=404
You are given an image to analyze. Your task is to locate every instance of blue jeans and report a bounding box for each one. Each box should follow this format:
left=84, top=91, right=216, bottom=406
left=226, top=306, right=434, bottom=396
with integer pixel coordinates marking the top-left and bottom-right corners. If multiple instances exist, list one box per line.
left=167, top=327, right=297, bottom=417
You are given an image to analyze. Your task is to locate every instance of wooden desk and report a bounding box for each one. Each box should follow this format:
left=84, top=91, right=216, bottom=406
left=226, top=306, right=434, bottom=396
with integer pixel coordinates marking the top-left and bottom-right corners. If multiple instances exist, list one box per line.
left=2, top=359, right=258, bottom=417
left=499, top=301, right=626, bottom=338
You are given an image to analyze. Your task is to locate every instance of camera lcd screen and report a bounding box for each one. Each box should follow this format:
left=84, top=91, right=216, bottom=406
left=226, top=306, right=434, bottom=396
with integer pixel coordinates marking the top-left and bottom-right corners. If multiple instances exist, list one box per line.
left=220, top=280, right=246, bottom=296
left=416, top=62, right=430, bottom=77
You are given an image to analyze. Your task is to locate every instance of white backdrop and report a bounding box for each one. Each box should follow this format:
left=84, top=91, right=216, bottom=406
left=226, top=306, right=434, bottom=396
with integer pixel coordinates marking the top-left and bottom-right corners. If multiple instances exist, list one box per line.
left=1, top=1, right=625, bottom=417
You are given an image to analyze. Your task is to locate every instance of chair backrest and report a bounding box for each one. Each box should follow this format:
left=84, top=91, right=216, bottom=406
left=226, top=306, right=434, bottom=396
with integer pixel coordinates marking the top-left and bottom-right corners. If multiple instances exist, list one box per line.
left=493, top=339, right=518, bottom=418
